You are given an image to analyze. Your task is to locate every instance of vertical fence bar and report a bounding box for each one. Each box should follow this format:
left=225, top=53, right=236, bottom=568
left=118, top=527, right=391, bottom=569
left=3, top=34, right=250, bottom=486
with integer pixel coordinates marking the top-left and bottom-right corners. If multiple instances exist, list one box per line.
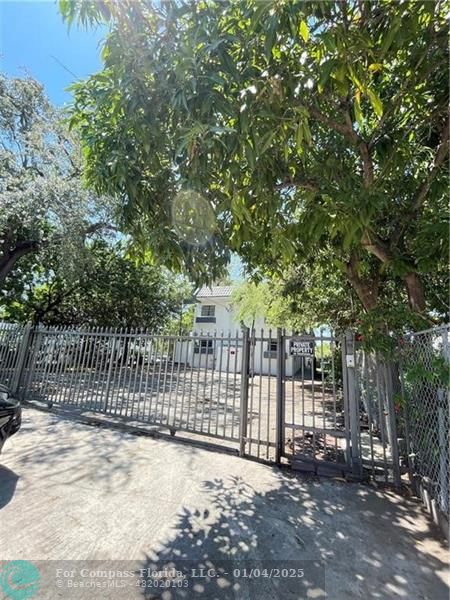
left=49, top=329, right=62, bottom=403
left=229, top=330, right=239, bottom=439
left=248, top=328, right=256, bottom=455
left=171, top=334, right=183, bottom=428
left=167, top=333, right=178, bottom=428
left=267, top=329, right=273, bottom=459
left=341, top=334, right=351, bottom=468
left=20, top=325, right=41, bottom=400
left=257, top=329, right=263, bottom=459
left=363, top=352, right=375, bottom=472
left=239, top=326, right=250, bottom=457
left=93, top=328, right=108, bottom=412
left=275, top=328, right=285, bottom=464
left=200, top=333, right=210, bottom=431
left=383, top=362, right=401, bottom=488
left=175, top=337, right=187, bottom=428
left=140, top=335, right=154, bottom=422
left=103, top=334, right=117, bottom=413
left=214, top=333, right=224, bottom=436
left=134, top=331, right=148, bottom=421
left=84, top=327, right=99, bottom=411
left=73, top=329, right=89, bottom=407
left=11, top=323, right=32, bottom=396
left=126, top=330, right=141, bottom=418
left=439, top=328, right=449, bottom=514
left=375, top=353, right=389, bottom=483
left=344, top=331, right=362, bottom=478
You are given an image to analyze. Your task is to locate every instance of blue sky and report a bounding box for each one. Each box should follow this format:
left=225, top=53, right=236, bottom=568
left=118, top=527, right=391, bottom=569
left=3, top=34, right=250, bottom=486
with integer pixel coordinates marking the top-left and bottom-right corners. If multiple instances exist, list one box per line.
left=1, top=0, right=244, bottom=281
left=0, top=0, right=106, bottom=105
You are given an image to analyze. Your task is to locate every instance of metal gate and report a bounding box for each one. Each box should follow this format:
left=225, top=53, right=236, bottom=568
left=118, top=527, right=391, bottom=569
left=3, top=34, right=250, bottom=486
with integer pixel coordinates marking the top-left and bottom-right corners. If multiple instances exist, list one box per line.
left=239, top=330, right=351, bottom=473
left=1, top=321, right=402, bottom=483
left=240, top=329, right=402, bottom=482
left=282, top=331, right=349, bottom=475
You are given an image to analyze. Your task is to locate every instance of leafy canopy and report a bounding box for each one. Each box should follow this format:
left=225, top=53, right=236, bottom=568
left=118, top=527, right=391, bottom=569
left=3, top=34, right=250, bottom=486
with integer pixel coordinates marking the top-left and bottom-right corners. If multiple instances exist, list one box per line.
left=61, top=0, right=449, bottom=325
left=0, top=73, right=117, bottom=289
left=1, top=240, right=192, bottom=330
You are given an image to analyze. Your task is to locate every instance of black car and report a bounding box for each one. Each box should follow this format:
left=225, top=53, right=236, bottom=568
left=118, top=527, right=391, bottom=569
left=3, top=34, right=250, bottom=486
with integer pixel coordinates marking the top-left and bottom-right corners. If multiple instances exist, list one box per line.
left=0, top=385, right=21, bottom=452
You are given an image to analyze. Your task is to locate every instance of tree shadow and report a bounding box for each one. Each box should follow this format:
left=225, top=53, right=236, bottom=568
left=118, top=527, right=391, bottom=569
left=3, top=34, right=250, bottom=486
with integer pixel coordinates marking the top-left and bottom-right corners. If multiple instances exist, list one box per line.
left=138, top=473, right=449, bottom=599
left=12, top=408, right=201, bottom=494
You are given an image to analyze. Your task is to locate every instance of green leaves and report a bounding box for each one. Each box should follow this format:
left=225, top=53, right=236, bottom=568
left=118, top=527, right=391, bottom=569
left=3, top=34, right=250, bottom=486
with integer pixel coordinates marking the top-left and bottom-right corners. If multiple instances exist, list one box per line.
left=354, top=90, right=364, bottom=129
left=299, top=20, right=309, bottom=43
left=62, top=0, right=448, bottom=327
left=367, top=89, right=383, bottom=118
left=264, top=13, right=278, bottom=60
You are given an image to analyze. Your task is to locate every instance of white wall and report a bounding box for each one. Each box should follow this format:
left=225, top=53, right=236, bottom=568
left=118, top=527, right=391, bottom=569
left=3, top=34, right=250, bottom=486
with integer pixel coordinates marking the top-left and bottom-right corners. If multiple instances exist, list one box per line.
left=193, top=297, right=240, bottom=333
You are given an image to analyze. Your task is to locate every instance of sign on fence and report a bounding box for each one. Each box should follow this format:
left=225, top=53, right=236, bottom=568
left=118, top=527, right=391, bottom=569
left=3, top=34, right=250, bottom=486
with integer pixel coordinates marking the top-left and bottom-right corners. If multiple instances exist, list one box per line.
left=289, top=338, right=315, bottom=357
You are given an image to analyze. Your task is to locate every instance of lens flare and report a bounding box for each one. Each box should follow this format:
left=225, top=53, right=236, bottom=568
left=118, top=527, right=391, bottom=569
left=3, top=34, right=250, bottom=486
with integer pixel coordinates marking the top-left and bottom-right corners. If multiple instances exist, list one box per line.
left=171, top=190, right=216, bottom=247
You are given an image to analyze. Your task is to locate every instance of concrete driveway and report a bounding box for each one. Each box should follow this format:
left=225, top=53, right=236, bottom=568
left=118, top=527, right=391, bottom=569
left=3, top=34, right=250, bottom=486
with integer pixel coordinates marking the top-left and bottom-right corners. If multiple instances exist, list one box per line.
left=0, top=408, right=448, bottom=599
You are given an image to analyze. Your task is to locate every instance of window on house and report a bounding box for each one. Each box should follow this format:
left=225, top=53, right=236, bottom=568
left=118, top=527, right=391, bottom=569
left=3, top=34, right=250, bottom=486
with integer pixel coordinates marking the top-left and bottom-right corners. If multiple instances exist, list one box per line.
left=268, top=340, right=278, bottom=352
left=201, top=305, right=215, bottom=317
left=194, top=339, right=214, bottom=353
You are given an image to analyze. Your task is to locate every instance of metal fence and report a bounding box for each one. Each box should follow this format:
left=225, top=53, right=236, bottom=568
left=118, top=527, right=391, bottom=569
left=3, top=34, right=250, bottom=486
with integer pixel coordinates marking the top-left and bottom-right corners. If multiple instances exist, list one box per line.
left=1, top=322, right=348, bottom=466
left=355, top=349, right=401, bottom=486
left=399, top=325, right=449, bottom=527
left=0, top=321, right=27, bottom=390
left=16, top=325, right=347, bottom=465
left=2, top=319, right=447, bottom=498
left=22, top=327, right=246, bottom=445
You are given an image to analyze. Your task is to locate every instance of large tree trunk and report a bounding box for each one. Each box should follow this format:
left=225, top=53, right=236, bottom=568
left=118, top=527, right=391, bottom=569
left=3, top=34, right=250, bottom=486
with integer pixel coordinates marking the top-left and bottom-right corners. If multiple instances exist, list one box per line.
left=346, top=252, right=379, bottom=312
left=0, top=241, right=39, bottom=289
left=361, top=232, right=428, bottom=314
left=348, top=276, right=379, bottom=312
left=404, top=272, right=426, bottom=313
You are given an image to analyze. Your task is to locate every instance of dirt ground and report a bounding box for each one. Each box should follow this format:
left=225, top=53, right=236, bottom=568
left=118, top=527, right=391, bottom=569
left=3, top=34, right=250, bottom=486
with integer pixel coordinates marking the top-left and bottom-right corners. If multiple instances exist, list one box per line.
left=0, top=408, right=448, bottom=599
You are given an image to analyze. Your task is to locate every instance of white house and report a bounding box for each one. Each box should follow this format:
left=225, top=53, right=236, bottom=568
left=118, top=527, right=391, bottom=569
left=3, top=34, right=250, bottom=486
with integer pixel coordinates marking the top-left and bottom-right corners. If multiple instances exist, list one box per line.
left=175, top=286, right=308, bottom=376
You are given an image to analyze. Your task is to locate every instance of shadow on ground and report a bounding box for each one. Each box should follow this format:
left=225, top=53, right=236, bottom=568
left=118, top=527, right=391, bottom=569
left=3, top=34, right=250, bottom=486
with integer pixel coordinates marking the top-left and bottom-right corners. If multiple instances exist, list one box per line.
left=2, top=408, right=448, bottom=599
left=139, top=474, right=449, bottom=599
left=12, top=409, right=200, bottom=494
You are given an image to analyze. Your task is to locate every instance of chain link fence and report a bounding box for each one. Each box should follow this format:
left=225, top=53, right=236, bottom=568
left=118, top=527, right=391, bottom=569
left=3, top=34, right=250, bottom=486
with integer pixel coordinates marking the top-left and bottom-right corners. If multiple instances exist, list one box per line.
left=399, top=325, right=449, bottom=525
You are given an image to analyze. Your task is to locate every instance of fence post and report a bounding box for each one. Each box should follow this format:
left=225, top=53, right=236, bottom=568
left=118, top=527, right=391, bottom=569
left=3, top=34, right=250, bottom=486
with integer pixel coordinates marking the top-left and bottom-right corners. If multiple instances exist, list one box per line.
left=103, top=335, right=117, bottom=413
left=399, top=367, right=415, bottom=491
left=20, top=325, right=43, bottom=401
left=275, top=327, right=285, bottom=464
left=11, top=323, right=33, bottom=397
left=239, top=326, right=250, bottom=457
left=343, top=331, right=362, bottom=479
left=341, top=334, right=351, bottom=467
left=383, top=362, right=401, bottom=488
left=438, top=328, right=450, bottom=514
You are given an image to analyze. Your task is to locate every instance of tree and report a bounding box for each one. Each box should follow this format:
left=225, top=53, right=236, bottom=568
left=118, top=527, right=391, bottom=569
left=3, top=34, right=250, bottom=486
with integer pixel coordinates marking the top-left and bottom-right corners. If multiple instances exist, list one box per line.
left=0, top=240, right=193, bottom=330
left=60, top=1, right=449, bottom=333
left=0, top=73, right=116, bottom=290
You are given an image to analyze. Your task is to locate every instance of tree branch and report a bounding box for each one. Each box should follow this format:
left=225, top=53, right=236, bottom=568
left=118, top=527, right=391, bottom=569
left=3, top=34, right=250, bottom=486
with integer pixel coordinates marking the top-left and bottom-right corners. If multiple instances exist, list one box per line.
left=390, top=114, right=449, bottom=247
left=274, top=179, right=318, bottom=193
left=361, top=231, right=393, bottom=263
left=0, top=240, right=40, bottom=288
left=84, top=221, right=118, bottom=236
left=309, top=106, right=359, bottom=144
left=412, top=114, right=449, bottom=213
left=345, top=250, right=380, bottom=311
left=309, top=105, right=374, bottom=186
